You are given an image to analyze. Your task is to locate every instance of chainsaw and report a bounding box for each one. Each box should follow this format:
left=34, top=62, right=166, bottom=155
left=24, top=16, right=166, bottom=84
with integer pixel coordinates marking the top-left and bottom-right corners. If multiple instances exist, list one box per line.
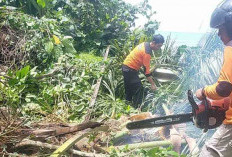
left=126, top=90, right=230, bottom=132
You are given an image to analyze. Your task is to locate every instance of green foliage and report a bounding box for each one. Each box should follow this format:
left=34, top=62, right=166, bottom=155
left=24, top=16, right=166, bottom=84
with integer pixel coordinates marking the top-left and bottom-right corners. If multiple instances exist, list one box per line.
left=137, top=147, right=185, bottom=157
left=0, top=0, right=159, bottom=54
left=0, top=4, right=185, bottom=122
left=0, top=52, right=133, bottom=121
left=0, top=0, right=54, bottom=16
left=108, top=146, right=186, bottom=157
left=1, top=66, right=40, bottom=111
left=177, top=45, right=187, bottom=55
left=152, top=34, right=178, bottom=65
left=0, top=1, right=198, bottom=156
left=37, top=0, right=46, bottom=8
left=77, top=53, right=103, bottom=63
left=110, top=28, right=151, bottom=65
left=0, top=8, right=76, bottom=70
left=56, top=0, right=158, bottom=53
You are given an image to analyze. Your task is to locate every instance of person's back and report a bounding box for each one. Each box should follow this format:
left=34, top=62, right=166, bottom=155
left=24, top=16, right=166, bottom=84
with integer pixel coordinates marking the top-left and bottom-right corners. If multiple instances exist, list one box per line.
left=123, top=42, right=152, bottom=75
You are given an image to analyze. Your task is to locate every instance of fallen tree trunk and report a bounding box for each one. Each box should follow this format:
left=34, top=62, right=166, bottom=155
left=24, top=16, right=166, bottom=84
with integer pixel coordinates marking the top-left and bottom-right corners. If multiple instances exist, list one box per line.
left=52, top=121, right=103, bottom=136
left=20, top=121, right=103, bottom=137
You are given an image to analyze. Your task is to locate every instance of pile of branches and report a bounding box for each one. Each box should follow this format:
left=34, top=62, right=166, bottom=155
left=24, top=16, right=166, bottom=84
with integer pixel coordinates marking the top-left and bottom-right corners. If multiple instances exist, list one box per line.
left=0, top=25, right=28, bottom=69
left=0, top=107, right=109, bottom=156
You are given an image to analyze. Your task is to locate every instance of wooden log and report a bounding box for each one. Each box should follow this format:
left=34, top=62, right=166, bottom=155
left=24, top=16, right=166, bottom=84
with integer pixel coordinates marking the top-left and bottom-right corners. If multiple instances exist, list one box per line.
left=31, top=122, right=69, bottom=127
left=19, top=121, right=103, bottom=137
left=15, top=139, right=108, bottom=157
left=170, top=128, right=181, bottom=154
left=162, top=104, right=182, bottom=154
left=183, top=134, right=199, bottom=156
left=32, top=129, right=55, bottom=137
left=51, top=125, right=109, bottom=157
left=54, top=121, right=103, bottom=136
left=129, top=112, right=153, bottom=121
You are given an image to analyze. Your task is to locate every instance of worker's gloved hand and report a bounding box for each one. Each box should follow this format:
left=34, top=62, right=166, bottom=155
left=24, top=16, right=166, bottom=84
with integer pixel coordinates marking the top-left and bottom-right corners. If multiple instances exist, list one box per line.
left=151, top=84, right=157, bottom=91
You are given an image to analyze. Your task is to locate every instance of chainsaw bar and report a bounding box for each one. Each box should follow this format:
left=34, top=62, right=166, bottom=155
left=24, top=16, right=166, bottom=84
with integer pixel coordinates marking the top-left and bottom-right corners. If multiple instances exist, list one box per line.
left=126, top=113, right=193, bottom=130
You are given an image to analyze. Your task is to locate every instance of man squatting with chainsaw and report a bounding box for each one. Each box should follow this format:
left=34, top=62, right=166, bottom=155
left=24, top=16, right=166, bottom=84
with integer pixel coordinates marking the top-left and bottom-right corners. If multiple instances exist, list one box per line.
left=195, top=0, right=232, bottom=156
left=122, top=34, right=164, bottom=108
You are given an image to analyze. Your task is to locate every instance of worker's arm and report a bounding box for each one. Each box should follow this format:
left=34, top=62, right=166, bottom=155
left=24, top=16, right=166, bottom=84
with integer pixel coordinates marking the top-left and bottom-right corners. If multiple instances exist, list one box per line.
left=196, top=47, right=232, bottom=100
left=147, top=76, right=157, bottom=91
left=143, top=54, right=157, bottom=91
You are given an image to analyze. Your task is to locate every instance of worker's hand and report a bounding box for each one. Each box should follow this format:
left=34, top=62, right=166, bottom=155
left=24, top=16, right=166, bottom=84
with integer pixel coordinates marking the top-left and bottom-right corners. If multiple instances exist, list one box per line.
left=195, top=88, right=205, bottom=100
left=151, top=84, right=157, bottom=91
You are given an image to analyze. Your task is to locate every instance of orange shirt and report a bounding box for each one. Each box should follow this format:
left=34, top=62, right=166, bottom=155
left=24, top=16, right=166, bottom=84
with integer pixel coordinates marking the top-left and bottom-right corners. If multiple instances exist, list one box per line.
left=203, top=44, right=232, bottom=124
left=123, top=42, right=152, bottom=75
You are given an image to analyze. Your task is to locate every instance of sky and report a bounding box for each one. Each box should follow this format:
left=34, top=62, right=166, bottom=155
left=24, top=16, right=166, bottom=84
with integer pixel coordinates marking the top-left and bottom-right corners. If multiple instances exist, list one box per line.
left=124, top=0, right=223, bottom=33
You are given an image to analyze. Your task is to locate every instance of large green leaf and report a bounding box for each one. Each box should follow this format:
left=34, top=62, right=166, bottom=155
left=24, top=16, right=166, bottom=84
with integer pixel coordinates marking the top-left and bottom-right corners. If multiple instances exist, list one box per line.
left=45, top=41, right=54, bottom=53
left=37, top=0, right=46, bottom=8
left=16, top=65, right=30, bottom=79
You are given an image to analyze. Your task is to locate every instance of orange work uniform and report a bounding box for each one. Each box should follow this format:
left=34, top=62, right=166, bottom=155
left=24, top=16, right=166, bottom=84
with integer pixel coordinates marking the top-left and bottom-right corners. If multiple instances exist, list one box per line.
left=123, top=42, right=152, bottom=76
left=203, top=42, right=232, bottom=124
left=122, top=42, right=152, bottom=108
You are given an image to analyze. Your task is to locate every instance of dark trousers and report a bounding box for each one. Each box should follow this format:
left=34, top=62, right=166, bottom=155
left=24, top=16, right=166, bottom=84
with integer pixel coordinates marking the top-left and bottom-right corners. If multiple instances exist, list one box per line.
left=122, top=65, right=147, bottom=108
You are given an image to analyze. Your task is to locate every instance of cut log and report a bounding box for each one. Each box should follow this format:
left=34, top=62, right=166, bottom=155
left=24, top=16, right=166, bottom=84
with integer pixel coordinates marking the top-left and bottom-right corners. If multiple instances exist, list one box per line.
left=162, top=104, right=182, bottom=154
left=170, top=128, right=182, bottom=154
left=183, top=134, right=199, bottom=156
left=129, top=112, right=153, bottom=121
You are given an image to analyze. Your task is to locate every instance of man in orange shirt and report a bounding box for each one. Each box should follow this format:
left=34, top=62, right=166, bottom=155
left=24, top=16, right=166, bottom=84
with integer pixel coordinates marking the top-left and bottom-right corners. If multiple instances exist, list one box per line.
left=122, top=34, right=164, bottom=108
left=195, top=0, right=232, bottom=156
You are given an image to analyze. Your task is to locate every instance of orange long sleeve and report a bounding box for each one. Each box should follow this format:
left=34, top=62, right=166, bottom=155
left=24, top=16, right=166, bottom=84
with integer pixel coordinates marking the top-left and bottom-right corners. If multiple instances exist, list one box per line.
left=204, top=46, right=232, bottom=99
left=204, top=46, right=232, bottom=124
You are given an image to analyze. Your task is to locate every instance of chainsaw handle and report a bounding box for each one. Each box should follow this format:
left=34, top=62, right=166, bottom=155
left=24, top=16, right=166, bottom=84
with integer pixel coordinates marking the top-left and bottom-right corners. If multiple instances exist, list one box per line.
left=187, top=90, right=199, bottom=112
left=203, top=97, right=209, bottom=132
left=188, top=90, right=210, bottom=132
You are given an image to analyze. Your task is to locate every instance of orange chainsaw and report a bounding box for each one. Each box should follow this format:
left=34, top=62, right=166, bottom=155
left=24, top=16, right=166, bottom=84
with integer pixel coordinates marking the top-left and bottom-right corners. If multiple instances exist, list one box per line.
left=126, top=90, right=230, bottom=132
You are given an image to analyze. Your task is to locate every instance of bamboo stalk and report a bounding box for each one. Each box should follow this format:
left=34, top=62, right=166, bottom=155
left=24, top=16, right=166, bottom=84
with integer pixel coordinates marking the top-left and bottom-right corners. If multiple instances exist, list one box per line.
left=85, top=46, right=110, bottom=121
left=115, top=139, right=186, bottom=150
left=162, top=104, right=171, bottom=115
left=50, top=126, right=109, bottom=157
left=112, top=129, right=130, bottom=144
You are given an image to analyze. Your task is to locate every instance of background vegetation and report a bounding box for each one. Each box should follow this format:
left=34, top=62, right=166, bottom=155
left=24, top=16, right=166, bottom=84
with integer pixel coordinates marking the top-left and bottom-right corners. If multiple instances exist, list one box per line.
left=0, top=0, right=224, bottom=156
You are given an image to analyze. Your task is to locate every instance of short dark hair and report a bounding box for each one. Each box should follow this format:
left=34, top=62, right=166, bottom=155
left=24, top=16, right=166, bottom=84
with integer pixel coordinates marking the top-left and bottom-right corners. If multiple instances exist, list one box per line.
left=153, top=34, right=165, bottom=44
